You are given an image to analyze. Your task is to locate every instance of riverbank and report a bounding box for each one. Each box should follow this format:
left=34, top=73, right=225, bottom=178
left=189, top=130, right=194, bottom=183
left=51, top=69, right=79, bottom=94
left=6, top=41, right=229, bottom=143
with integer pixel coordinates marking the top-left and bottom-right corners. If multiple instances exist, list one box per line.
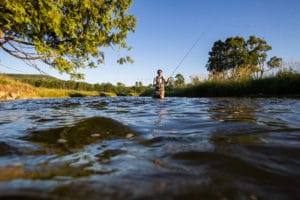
left=0, top=74, right=104, bottom=101
left=1, top=74, right=144, bottom=101
left=2, top=72, right=300, bottom=101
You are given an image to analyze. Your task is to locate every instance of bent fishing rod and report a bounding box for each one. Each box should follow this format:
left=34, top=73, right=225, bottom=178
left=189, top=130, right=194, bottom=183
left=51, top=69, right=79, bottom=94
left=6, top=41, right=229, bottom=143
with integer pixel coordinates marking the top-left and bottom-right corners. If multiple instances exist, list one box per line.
left=168, top=32, right=205, bottom=79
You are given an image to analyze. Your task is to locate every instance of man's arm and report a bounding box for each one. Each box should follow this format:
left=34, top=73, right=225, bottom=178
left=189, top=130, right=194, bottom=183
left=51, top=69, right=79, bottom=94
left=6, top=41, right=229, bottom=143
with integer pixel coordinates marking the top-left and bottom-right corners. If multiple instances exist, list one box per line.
left=165, top=77, right=171, bottom=85
left=153, top=78, right=157, bottom=87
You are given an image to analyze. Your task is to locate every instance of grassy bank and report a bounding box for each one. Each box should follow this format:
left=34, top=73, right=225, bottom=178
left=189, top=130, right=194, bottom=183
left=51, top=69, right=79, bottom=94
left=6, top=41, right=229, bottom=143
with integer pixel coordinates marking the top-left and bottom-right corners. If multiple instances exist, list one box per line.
left=0, top=74, right=38, bottom=100
left=0, top=74, right=108, bottom=101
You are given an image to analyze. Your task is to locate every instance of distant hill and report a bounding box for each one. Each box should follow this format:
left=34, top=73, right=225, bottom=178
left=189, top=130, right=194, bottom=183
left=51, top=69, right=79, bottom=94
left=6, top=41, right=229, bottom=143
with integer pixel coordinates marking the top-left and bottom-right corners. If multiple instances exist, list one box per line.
left=4, top=73, right=96, bottom=91
left=3, top=73, right=148, bottom=96
left=5, top=74, right=58, bottom=81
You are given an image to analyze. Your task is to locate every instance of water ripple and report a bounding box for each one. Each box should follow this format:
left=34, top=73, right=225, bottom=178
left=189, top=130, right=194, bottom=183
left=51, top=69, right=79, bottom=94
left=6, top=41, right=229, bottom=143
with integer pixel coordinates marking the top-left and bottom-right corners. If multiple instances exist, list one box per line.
left=0, top=97, right=299, bottom=199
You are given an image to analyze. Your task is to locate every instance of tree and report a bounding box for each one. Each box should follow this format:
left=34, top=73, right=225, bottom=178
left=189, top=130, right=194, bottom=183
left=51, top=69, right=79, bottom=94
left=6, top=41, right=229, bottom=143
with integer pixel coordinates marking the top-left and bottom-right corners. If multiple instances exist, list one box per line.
left=246, top=36, right=272, bottom=78
left=174, top=73, right=185, bottom=87
left=0, top=0, right=136, bottom=79
left=224, top=37, right=248, bottom=79
left=224, top=37, right=247, bottom=69
left=206, top=35, right=273, bottom=80
left=190, top=75, right=201, bottom=85
left=134, top=81, right=143, bottom=93
left=207, top=40, right=227, bottom=73
left=116, top=82, right=127, bottom=94
left=207, top=37, right=247, bottom=80
left=267, top=56, right=282, bottom=69
left=102, top=82, right=114, bottom=92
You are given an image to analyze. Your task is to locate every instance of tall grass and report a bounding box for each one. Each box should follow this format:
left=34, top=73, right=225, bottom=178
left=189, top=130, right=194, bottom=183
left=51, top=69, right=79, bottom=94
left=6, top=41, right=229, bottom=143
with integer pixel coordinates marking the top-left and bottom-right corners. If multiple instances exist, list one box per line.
left=0, top=74, right=38, bottom=99
left=172, top=72, right=300, bottom=97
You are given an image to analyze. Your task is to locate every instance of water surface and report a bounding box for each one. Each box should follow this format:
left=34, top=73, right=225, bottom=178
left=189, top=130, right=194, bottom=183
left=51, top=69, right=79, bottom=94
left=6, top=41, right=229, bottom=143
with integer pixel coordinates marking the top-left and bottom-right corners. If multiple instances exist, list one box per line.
left=0, top=97, right=299, bottom=199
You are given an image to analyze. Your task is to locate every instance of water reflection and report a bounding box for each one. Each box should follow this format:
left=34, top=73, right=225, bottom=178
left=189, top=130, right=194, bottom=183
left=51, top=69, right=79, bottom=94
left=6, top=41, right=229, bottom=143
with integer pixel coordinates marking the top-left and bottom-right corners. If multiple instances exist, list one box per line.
left=208, top=98, right=258, bottom=123
left=155, top=108, right=167, bottom=124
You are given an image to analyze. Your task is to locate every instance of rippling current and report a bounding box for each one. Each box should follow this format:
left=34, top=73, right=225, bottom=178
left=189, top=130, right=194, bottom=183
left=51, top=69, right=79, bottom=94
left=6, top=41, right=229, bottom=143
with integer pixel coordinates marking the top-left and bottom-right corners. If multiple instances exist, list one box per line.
left=0, top=97, right=300, bottom=200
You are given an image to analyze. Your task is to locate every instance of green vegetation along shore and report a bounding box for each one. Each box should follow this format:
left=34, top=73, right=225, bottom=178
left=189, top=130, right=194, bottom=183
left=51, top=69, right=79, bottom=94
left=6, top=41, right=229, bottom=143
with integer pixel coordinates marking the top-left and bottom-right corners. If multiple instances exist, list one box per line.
left=2, top=71, right=300, bottom=101
left=142, top=71, right=300, bottom=98
left=178, top=72, right=300, bottom=97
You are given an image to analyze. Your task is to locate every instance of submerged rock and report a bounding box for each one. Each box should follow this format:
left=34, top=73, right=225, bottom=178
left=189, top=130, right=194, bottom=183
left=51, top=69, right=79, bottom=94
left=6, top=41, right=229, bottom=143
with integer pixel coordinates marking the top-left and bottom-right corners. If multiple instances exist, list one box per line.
left=96, top=149, right=127, bottom=164
left=91, top=133, right=101, bottom=137
left=0, top=142, right=12, bottom=156
left=57, top=138, right=68, bottom=144
left=22, top=117, right=138, bottom=155
left=0, top=141, right=20, bottom=156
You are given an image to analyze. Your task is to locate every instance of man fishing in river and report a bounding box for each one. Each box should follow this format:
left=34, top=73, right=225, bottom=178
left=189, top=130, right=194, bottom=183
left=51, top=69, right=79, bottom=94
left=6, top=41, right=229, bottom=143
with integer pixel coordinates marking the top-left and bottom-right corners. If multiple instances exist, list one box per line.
left=153, top=69, right=171, bottom=99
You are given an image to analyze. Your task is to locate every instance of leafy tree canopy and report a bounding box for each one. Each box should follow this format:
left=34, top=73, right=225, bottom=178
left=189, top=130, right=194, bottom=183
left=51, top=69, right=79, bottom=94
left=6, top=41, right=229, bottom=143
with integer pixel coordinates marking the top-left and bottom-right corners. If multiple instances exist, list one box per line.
left=0, top=0, right=136, bottom=79
left=175, top=73, right=185, bottom=87
left=206, top=35, right=276, bottom=79
left=267, top=56, right=282, bottom=68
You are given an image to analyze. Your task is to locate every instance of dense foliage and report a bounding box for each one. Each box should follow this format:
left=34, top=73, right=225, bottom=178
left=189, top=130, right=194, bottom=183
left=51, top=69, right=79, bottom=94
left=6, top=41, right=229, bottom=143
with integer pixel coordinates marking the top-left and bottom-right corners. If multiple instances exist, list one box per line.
left=0, top=0, right=136, bottom=79
left=174, top=74, right=185, bottom=87
left=206, top=36, right=282, bottom=80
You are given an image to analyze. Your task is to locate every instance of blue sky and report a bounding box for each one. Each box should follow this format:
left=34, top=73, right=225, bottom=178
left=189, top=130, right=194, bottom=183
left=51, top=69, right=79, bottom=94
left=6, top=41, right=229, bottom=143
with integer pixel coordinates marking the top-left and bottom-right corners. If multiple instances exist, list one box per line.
left=1, top=0, right=300, bottom=86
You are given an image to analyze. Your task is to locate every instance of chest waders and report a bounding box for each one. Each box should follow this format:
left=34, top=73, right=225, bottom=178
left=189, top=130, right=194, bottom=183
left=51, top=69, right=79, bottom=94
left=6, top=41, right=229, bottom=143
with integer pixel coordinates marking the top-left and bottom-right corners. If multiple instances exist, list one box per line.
left=153, top=76, right=166, bottom=99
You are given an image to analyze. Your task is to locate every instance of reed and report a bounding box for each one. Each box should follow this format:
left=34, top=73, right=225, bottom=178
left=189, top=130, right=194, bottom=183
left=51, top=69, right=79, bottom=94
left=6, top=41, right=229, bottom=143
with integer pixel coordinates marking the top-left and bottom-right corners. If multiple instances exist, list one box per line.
left=170, top=72, right=300, bottom=97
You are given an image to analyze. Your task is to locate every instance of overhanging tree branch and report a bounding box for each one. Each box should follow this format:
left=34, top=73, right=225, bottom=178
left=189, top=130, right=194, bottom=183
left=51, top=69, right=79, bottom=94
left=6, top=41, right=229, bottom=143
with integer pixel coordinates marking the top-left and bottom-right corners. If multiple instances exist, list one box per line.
left=3, top=36, right=34, bottom=46
left=1, top=0, right=136, bottom=79
left=1, top=44, right=50, bottom=60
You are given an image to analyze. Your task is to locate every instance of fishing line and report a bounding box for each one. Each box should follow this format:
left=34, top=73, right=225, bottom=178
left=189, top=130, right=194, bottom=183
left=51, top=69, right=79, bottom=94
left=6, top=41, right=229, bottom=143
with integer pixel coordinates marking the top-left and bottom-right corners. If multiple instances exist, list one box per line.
left=169, top=31, right=205, bottom=77
left=0, top=63, right=24, bottom=73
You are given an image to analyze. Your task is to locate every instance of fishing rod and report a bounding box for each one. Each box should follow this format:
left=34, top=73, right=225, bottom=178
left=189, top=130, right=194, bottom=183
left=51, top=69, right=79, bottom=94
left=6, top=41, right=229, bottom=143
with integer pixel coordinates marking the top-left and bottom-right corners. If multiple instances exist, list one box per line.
left=169, top=32, right=205, bottom=78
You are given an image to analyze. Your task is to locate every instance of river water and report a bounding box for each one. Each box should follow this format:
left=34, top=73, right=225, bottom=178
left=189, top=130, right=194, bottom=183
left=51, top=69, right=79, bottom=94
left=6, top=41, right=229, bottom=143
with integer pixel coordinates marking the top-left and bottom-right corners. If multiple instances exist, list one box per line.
left=0, top=97, right=299, bottom=200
